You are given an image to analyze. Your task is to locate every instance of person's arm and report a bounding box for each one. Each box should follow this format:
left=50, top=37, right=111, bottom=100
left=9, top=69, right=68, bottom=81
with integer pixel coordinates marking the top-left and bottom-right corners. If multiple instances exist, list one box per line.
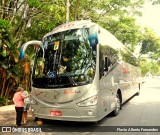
left=22, top=94, right=31, bottom=99
left=22, top=91, right=30, bottom=99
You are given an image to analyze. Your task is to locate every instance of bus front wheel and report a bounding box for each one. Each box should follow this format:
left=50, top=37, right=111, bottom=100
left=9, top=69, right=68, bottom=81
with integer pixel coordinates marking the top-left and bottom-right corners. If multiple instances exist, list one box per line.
left=112, top=93, right=121, bottom=116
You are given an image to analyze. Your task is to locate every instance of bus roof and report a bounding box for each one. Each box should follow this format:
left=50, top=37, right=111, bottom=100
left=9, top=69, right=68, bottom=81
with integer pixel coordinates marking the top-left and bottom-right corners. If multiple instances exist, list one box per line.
left=43, top=20, right=95, bottom=38
left=42, top=20, right=139, bottom=60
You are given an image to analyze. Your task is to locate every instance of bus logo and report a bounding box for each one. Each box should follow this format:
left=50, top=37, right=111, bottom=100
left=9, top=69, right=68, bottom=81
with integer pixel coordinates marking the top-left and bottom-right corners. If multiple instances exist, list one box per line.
left=47, top=71, right=57, bottom=78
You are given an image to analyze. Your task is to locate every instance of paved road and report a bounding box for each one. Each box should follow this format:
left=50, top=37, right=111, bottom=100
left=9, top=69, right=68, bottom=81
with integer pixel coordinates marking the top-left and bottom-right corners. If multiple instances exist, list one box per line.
left=1, top=77, right=160, bottom=135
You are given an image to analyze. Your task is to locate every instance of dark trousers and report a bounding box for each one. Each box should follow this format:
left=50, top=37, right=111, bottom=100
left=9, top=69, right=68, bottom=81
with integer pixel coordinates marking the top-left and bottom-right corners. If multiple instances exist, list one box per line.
left=15, top=107, right=24, bottom=126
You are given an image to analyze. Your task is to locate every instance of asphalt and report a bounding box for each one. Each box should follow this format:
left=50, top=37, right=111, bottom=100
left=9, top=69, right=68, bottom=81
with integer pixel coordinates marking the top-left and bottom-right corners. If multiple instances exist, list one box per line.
left=0, top=104, right=36, bottom=126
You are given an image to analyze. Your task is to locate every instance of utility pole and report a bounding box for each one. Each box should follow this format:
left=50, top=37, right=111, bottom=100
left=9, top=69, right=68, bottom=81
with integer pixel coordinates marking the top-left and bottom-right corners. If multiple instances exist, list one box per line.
left=66, top=0, right=70, bottom=22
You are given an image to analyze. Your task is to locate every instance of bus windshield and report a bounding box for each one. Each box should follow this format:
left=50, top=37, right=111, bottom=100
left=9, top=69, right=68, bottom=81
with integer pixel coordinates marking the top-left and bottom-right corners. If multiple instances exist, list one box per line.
left=32, top=28, right=96, bottom=88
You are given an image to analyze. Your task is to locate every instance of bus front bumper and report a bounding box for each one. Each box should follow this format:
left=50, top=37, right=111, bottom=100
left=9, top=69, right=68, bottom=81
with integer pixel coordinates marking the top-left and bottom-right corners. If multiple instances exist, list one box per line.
left=31, top=106, right=101, bottom=122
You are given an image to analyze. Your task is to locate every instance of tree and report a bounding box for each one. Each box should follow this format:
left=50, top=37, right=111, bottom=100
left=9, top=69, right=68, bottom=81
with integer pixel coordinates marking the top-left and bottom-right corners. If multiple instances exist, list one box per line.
left=69, top=0, right=144, bottom=52
left=1, top=0, right=151, bottom=103
left=140, top=59, right=160, bottom=76
left=140, top=28, right=160, bottom=60
left=0, top=0, right=66, bottom=100
left=150, top=61, right=160, bottom=75
left=140, top=59, right=151, bottom=76
left=107, top=16, right=143, bottom=51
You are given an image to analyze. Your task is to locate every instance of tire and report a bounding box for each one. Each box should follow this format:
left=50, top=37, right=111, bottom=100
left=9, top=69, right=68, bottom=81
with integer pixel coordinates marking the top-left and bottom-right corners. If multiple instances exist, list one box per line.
left=34, top=117, right=38, bottom=122
left=112, top=93, right=121, bottom=116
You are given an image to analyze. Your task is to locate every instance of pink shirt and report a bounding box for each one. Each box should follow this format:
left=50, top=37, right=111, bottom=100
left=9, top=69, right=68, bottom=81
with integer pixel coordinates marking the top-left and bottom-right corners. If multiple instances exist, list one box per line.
left=13, top=91, right=24, bottom=107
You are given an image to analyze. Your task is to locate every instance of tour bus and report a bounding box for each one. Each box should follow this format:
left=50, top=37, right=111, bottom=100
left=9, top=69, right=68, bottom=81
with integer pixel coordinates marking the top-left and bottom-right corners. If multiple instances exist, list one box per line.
left=20, top=20, right=141, bottom=122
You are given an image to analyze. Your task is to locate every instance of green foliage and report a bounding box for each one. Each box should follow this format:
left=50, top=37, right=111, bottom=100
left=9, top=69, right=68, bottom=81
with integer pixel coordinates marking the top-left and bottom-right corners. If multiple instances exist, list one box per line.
left=28, top=0, right=41, bottom=8
left=140, top=60, right=150, bottom=76
left=140, top=59, right=160, bottom=76
left=0, top=97, right=8, bottom=106
left=0, top=19, right=9, bottom=29
left=140, top=28, right=160, bottom=60
left=108, top=16, right=143, bottom=51
left=150, top=61, right=160, bottom=75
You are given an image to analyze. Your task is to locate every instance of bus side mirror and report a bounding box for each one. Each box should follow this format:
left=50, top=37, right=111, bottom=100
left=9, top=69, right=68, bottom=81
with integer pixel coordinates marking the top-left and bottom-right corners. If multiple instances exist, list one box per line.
left=104, top=56, right=111, bottom=72
left=19, top=40, right=44, bottom=59
left=88, top=25, right=98, bottom=47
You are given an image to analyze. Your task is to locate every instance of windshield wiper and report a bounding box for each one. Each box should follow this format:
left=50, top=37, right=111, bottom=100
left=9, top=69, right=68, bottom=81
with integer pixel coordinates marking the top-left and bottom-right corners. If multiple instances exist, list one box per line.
left=65, top=72, right=77, bottom=86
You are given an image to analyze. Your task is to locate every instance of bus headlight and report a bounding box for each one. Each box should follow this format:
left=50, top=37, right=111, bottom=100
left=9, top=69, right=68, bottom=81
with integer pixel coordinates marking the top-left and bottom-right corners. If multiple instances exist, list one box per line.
left=76, top=95, right=98, bottom=107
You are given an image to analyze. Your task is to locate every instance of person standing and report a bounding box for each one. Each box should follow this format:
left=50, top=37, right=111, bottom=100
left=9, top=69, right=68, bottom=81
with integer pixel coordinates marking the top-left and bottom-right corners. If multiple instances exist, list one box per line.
left=22, top=90, right=30, bottom=124
left=13, top=87, right=30, bottom=126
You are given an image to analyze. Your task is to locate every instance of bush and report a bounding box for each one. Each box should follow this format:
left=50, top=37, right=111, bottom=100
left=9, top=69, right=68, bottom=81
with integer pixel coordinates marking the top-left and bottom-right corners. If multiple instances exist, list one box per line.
left=0, top=97, right=8, bottom=106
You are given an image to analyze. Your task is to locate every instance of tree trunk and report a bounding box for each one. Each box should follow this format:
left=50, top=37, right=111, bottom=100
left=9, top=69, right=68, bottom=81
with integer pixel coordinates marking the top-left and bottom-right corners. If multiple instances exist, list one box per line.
left=74, top=0, right=79, bottom=21
left=66, top=0, right=70, bottom=22
left=0, top=68, right=7, bottom=97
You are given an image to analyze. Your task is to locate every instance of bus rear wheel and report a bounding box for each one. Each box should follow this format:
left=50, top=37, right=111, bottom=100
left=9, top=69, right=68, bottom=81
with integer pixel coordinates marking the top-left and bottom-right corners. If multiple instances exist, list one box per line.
left=112, top=93, right=121, bottom=116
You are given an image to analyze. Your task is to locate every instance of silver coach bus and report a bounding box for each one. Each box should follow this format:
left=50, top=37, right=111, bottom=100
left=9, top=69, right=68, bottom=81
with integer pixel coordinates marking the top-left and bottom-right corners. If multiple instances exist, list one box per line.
left=20, top=20, right=141, bottom=122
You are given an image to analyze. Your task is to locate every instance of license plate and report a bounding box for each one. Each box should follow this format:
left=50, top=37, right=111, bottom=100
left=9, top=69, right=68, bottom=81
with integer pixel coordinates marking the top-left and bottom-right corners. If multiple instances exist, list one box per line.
left=50, top=110, right=62, bottom=116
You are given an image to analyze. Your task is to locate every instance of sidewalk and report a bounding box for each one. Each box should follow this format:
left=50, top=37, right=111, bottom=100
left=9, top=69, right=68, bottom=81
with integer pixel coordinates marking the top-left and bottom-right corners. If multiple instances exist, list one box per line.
left=0, top=105, right=35, bottom=126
